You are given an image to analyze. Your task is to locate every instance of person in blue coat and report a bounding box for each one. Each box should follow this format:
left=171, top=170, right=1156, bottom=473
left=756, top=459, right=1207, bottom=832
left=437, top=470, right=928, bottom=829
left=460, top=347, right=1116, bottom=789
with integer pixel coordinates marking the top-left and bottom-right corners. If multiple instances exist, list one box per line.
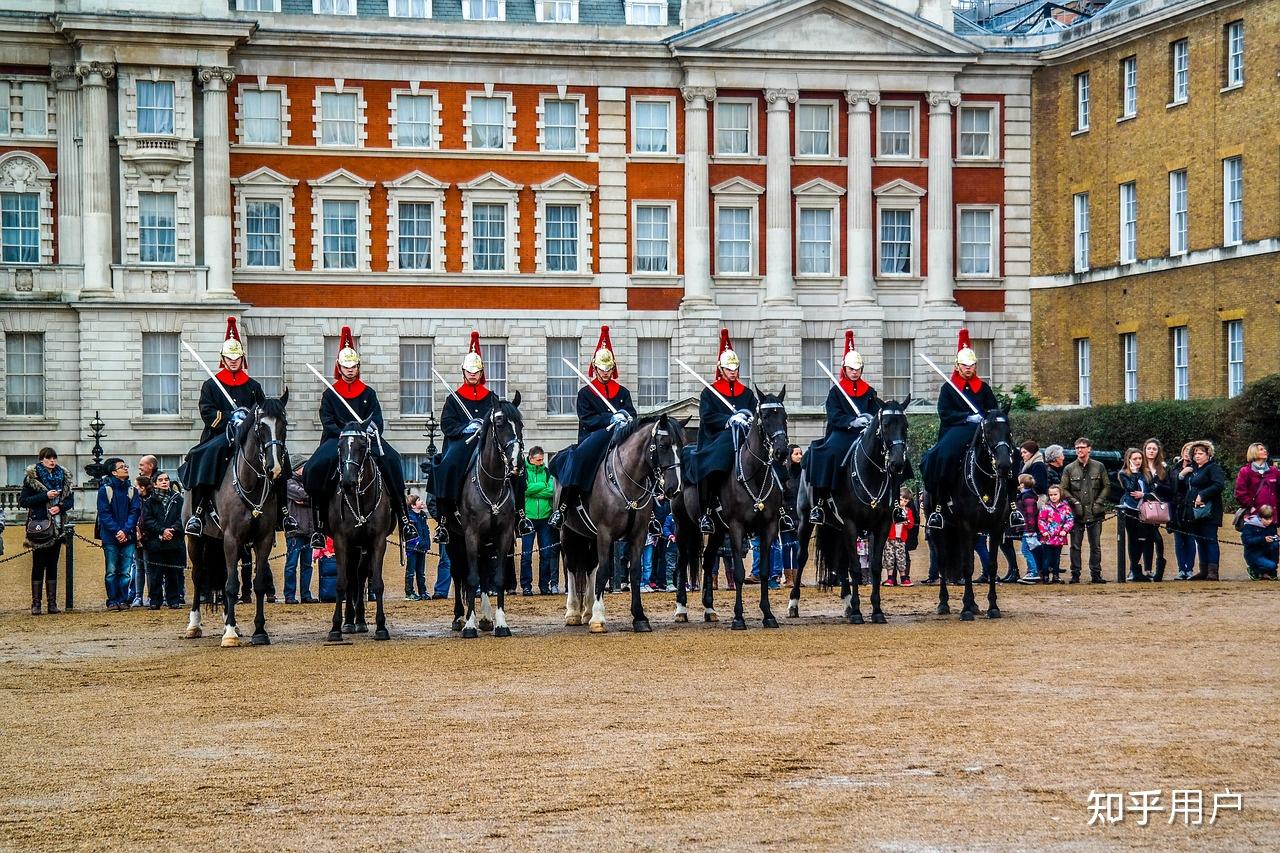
left=920, top=329, right=1000, bottom=529
left=807, top=330, right=881, bottom=524
left=549, top=325, right=637, bottom=529
left=685, top=329, right=759, bottom=533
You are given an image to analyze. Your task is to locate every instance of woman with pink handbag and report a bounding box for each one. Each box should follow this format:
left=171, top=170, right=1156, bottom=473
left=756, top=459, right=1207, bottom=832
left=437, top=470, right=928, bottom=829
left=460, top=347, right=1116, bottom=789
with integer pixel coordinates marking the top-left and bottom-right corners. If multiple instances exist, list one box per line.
left=1118, top=448, right=1158, bottom=582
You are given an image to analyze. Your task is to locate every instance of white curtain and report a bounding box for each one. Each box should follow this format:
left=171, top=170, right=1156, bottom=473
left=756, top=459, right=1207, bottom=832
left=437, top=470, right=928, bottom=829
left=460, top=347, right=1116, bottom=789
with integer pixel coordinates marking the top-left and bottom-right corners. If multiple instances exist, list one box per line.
left=138, top=81, right=174, bottom=135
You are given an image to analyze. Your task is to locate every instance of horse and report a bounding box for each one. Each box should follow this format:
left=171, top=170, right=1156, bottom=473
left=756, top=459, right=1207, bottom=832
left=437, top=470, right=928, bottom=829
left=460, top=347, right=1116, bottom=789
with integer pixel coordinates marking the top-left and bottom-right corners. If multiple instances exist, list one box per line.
left=183, top=392, right=290, bottom=647
left=443, top=393, right=525, bottom=639
left=559, top=414, right=686, bottom=633
left=324, top=424, right=397, bottom=642
left=788, top=398, right=911, bottom=624
left=673, top=387, right=789, bottom=630
left=932, top=406, right=1015, bottom=620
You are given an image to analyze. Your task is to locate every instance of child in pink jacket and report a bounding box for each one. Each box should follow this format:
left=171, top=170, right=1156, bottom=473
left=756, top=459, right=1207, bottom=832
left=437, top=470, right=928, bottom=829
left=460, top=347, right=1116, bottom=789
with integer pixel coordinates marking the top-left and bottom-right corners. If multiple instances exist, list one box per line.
left=1037, top=484, right=1075, bottom=585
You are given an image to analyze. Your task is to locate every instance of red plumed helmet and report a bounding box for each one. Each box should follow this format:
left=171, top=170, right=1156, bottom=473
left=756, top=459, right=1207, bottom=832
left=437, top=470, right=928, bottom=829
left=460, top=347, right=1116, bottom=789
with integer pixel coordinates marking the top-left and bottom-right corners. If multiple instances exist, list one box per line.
left=219, top=316, right=246, bottom=367
left=715, top=328, right=740, bottom=379
left=841, top=330, right=864, bottom=370
left=334, top=325, right=360, bottom=378
left=462, top=330, right=485, bottom=375
left=955, top=328, right=978, bottom=367
left=589, top=324, right=617, bottom=379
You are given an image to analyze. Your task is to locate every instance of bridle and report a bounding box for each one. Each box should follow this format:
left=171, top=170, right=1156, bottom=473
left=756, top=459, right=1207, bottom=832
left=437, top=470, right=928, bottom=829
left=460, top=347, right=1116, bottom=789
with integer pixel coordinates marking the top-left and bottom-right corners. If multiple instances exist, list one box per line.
left=965, top=415, right=1013, bottom=514
left=472, top=406, right=523, bottom=516
left=338, top=427, right=382, bottom=527
left=232, top=408, right=287, bottom=519
left=732, top=399, right=787, bottom=513
left=605, top=421, right=682, bottom=511
left=847, top=407, right=908, bottom=510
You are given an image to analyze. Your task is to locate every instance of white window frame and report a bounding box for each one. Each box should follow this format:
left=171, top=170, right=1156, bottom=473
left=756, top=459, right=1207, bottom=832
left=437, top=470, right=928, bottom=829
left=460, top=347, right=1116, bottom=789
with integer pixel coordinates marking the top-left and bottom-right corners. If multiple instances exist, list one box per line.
left=1122, top=332, right=1138, bottom=403
left=710, top=177, right=763, bottom=278
left=0, top=152, right=54, bottom=265
left=389, top=0, right=432, bottom=17
left=233, top=167, right=298, bottom=271
left=0, top=79, right=53, bottom=139
left=313, top=0, right=356, bottom=14
left=399, top=338, right=434, bottom=417
left=795, top=100, right=837, bottom=159
left=536, top=0, right=577, bottom=23
left=1119, top=182, right=1137, bottom=264
left=794, top=178, right=844, bottom=279
left=1171, top=326, right=1189, bottom=401
left=957, top=103, right=999, bottom=160
left=546, top=337, right=580, bottom=415
left=625, top=0, right=667, bottom=25
left=136, top=79, right=175, bottom=136
left=312, top=85, right=367, bottom=148
left=5, top=332, right=44, bottom=416
left=1223, top=156, right=1243, bottom=247
left=714, top=205, right=754, bottom=277
left=384, top=171, right=449, bottom=274
left=800, top=338, right=835, bottom=407
left=532, top=173, right=594, bottom=274
left=537, top=93, right=587, bottom=154
left=1168, top=169, right=1188, bottom=256
left=235, top=82, right=290, bottom=146
left=956, top=205, right=999, bottom=279
left=460, top=172, right=523, bottom=274
left=138, top=192, right=178, bottom=265
left=308, top=168, right=373, bottom=272
left=481, top=342, right=508, bottom=398
left=874, top=178, right=925, bottom=278
left=464, top=91, right=514, bottom=152
left=1073, top=192, right=1090, bottom=273
left=1224, top=20, right=1244, bottom=88
left=247, top=335, right=284, bottom=398
left=630, top=96, right=675, bottom=156
left=876, top=101, right=917, bottom=160
left=1225, top=319, right=1244, bottom=397
left=1075, top=338, right=1091, bottom=406
left=1075, top=71, right=1090, bottom=131
left=141, top=333, right=181, bottom=416
left=389, top=89, right=441, bottom=150
left=882, top=339, right=913, bottom=400
left=714, top=98, right=756, bottom=157
left=632, top=201, right=676, bottom=276
left=1120, top=56, right=1138, bottom=119
left=636, top=338, right=670, bottom=408
left=1170, top=39, right=1189, bottom=105
left=462, top=0, right=505, bottom=22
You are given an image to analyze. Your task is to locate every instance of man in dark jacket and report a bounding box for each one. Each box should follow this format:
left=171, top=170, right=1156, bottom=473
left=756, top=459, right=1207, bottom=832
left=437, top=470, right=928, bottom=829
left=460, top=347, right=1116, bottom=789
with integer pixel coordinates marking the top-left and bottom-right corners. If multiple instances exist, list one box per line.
left=142, top=471, right=186, bottom=609
left=687, top=328, right=759, bottom=533
left=1060, top=437, right=1109, bottom=584
left=432, top=331, right=496, bottom=544
left=807, top=330, right=881, bottom=524
left=98, top=457, right=142, bottom=610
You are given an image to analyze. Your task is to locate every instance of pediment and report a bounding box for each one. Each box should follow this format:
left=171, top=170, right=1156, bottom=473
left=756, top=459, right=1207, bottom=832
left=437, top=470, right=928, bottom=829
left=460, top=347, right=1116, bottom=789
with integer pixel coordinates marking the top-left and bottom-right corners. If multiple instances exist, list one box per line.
left=793, top=177, right=846, bottom=197
left=308, top=167, right=372, bottom=189
left=874, top=178, right=926, bottom=197
left=232, top=166, right=298, bottom=187
left=711, top=176, right=765, bottom=196
left=532, top=173, right=596, bottom=193
left=672, top=0, right=978, bottom=57
left=459, top=171, right=523, bottom=192
left=384, top=170, right=449, bottom=191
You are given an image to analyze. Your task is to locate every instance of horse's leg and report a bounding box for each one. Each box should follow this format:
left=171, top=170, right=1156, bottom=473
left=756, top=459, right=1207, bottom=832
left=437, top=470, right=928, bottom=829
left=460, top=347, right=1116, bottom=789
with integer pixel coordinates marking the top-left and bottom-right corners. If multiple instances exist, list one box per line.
left=583, top=567, right=597, bottom=624
left=220, top=532, right=240, bottom=647
left=869, top=519, right=888, bottom=625
left=449, top=540, right=465, bottom=632
left=250, top=532, right=273, bottom=645
left=961, top=533, right=978, bottom=621
left=477, top=548, right=495, bottom=632
left=845, top=523, right=864, bottom=624
left=788, top=519, right=810, bottom=618
left=937, top=529, right=952, bottom=615
left=589, top=533, right=611, bottom=633
left=673, top=519, right=693, bottom=623
left=759, top=522, right=778, bottom=628
left=986, top=525, right=1003, bottom=618
left=334, top=531, right=356, bottom=635
left=371, top=534, right=390, bottom=640
left=493, top=533, right=512, bottom=638
left=729, top=525, right=747, bottom=630
left=701, top=529, right=721, bottom=622
left=461, top=530, right=481, bottom=639
left=564, top=555, right=581, bottom=626
left=184, top=540, right=203, bottom=638
left=627, top=527, right=651, bottom=633
left=354, top=547, right=369, bottom=633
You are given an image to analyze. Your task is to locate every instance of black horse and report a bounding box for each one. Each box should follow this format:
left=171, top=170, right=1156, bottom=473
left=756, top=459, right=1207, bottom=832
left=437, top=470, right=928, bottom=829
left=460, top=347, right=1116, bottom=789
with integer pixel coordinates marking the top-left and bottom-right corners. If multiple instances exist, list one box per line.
left=559, top=414, right=686, bottom=633
left=790, top=398, right=911, bottom=624
left=325, top=424, right=396, bottom=642
left=673, top=387, right=789, bottom=630
left=933, top=406, right=1015, bottom=620
left=443, top=393, right=525, bottom=639
left=182, top=393, right=290, bottom=646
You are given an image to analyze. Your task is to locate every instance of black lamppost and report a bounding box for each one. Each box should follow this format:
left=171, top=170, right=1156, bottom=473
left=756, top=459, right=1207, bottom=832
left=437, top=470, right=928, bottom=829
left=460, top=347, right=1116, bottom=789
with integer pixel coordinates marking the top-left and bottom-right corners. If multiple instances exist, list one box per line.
left=422, top=410, right=439, bottom=458
left=84, top=411, right=108, bottom=483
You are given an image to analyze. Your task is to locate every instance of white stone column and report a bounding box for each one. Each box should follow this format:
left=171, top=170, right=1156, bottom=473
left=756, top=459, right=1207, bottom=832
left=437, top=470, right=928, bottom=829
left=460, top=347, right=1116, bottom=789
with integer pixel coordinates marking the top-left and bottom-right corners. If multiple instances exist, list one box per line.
left=199, top=66, right=236, bottom=299
left=926, top=90, right=960, bottom=306
left=844, top=89, right=878, bottom=306
left=76, top=61, right=114, bottom=297
left=52, top=65, right=82, bottom=267
left=764, top=87, right=797, bottom=306
left=680, top=86, right=714, bottom=305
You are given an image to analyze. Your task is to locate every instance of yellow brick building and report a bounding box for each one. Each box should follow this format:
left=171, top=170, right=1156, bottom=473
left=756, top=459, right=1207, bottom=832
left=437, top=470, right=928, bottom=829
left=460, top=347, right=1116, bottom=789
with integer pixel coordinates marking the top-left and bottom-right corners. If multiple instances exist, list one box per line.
left=1029, top=0, right=1278, bottom=405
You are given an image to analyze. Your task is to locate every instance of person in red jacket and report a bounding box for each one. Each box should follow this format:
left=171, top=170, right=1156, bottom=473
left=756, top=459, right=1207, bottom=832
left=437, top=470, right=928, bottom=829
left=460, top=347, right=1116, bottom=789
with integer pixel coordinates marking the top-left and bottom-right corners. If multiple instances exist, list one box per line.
left=883, top=487, right=915, bottom=587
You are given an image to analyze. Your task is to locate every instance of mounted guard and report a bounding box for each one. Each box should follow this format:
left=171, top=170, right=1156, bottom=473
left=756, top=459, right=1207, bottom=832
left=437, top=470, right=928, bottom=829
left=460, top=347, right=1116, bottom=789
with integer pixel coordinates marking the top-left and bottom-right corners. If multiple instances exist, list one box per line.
left=806, top=330, right=881, bottom=525
left=302, top=326, right=414, bottom=548
left=548, top=325, right=638, bottom=530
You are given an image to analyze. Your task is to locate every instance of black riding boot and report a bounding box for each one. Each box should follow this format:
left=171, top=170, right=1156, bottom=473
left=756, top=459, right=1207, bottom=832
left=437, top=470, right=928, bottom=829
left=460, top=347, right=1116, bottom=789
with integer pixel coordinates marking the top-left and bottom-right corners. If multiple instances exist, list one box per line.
left=279, top=487, right=298, bottom=535
left=923, top=490, right=944, bottom=530
left=548, top=488, right=577, bottom=530
left=433, top=500, right=452, bottom=544
left=185, top=487, right=206, bottom=535
left=310, top=504, right=326, bottom=549
left=809, top=487, right=830, bottom=524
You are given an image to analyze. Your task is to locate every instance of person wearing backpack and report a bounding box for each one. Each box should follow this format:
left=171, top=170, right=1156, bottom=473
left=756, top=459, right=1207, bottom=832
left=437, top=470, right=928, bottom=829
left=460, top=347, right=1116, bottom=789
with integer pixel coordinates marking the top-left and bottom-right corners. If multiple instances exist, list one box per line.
left=21, top=447, right=74, bottom=615
left=97, top=457, right=142, bottom=610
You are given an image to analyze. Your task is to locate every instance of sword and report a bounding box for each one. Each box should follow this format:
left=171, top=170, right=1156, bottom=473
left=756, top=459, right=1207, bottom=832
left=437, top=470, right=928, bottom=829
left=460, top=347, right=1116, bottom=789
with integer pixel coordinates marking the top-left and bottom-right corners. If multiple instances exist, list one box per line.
left=431, top=367, right=484, bottom=445
left=816, top=360, right=863, bottom=417
left=919, top=353, right=982, bottom=415
left=305, top=363, right=364, bottom=424
left=559, top=358, right=618, bottom=415
left=181, top=340, right=237, bottom=409
left=674, top=358, right=737, bottom=414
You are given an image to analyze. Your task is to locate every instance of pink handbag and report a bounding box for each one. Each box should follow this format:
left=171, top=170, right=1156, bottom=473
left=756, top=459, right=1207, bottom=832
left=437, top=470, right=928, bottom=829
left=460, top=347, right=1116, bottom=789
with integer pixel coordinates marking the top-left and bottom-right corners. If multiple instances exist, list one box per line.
left=1138, top=499, right=1171, bottom=525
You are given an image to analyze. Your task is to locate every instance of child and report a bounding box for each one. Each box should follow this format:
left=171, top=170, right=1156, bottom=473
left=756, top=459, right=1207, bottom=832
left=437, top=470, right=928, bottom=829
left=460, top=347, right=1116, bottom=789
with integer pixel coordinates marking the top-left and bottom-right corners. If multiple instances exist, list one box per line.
left=1037, top=484, right=1075, bottom=584
left=314, top=536, right=338, bottom=603
left=1241, top=504, right=1278, bottom=580
left=883, top=489, right=914, bottom=586
left=1016, top=474, right=1045, bottom=584
left=855, top=535, right=870, bottom=586
left=405, top=496, right=431, bottom=600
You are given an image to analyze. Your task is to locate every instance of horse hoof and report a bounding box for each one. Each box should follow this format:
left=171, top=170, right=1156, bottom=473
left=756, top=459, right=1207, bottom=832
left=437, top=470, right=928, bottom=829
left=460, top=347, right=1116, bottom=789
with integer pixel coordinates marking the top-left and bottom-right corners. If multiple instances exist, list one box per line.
left=731, top=618, right=747, bottom=631
left=493, top=625, right=512, bottom=638
left=220, top=635, right=239, bottom=648
left=961, top=611, right=975, bottom=622
left=342, top=623, right=356, bottom=634
left=936, top=604, right=951, bottom=616
left=565, top=615, right=582, bottom=626
left=462, top=627, right=478, bottom=639
left=589, top=622, right=607, bottom=634
left=786, top=604, right=799, bottom=619
left=478, top=618, right=494, bottom=632
left=633, top=620, right=652, bottom=633
left=326, top=630, right=343, bottom=642
left=988, top=608, right=1002, bottom=619
left=762, top=615, right=779, bottom=629
left=374, top=628, right=390, bottom=641
left=673, top=613, right=688, bottom=623
left=355, top=623, right=368, bottom=634
left=704, top=612, right=718, bottom=623
left=850, top=613, right=865, bottom=625
left=184, top=627, right=202, bottom=639
left=250, top=633, right=270, bottom=646
left=451, top=619, right=464, bottom=632
left=871, top=613, right=887, bottom=625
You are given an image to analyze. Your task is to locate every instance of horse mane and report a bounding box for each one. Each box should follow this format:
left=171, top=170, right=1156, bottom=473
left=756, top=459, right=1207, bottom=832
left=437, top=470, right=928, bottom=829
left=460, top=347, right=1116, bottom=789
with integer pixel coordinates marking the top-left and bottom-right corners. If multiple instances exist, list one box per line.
left=495, top=397, right=523, bottom=426
left=261, top=396, right=288, bottom=422
left=613, top=414, right=686, bottom=447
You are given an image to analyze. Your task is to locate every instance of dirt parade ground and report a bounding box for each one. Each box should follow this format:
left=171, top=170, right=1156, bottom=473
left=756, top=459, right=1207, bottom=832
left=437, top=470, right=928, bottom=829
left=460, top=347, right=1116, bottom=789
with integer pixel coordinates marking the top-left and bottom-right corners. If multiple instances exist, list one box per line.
left=0, top=520, right=1276, bottom=850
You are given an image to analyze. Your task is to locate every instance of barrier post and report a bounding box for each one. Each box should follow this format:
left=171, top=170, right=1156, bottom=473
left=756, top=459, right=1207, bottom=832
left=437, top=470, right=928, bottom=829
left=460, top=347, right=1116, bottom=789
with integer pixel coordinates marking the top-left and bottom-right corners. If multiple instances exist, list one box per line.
left=64, top=524, right=75, bottom=610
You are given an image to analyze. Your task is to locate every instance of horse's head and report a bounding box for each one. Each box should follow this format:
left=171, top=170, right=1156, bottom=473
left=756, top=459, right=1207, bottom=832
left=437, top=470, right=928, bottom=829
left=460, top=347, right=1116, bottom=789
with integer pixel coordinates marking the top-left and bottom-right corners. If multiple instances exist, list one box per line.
left=753, top=385, right=789, bottom=464
left=651, top=414, right=688, bottom=499
left=337, top=421, right=371, bottom=489
left=980, top=403, right=1016, bottom=477
left=487, top=391, right=525, bottom=479
left=877, top=395, right=911, bottom=476
left=241, top=388, right=289, bottom=481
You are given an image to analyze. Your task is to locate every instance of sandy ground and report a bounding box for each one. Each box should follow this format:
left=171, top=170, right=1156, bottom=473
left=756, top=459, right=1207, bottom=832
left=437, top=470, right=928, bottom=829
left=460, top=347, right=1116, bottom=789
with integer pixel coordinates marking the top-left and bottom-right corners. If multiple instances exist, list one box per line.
left=0, top=521, right=1276, bottom=851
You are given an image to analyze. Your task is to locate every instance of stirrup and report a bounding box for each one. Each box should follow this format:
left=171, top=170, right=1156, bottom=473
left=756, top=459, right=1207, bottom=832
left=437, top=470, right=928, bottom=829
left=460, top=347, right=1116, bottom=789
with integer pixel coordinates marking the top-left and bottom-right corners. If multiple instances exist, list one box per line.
left=185, top=515, right=203, bottom=535
left=809, top=504, right=825, bottom=524
left=433, top=524, right=449, bottom=544
left=548, top=507, right=565, bottom=530
left=926, top=510, right=944, bottom=530
left=1008, top=508, right=1026, bottom=531
left=310, top=531, right=325, bottom=549
left=282, top=513, right=299, bottom=533
left=647, top=516, right=662, bottom=536
left=517, top=515, right=535, bottom=536
left=699, top=513, right=714, bottom=534
left=780, top=512, right=797, bottom=533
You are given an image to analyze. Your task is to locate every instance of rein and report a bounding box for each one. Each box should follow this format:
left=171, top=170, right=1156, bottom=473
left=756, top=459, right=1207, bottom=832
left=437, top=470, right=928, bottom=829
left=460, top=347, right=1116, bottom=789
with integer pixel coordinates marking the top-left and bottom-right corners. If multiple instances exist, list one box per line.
left=471, top=409, right=521, bottom=517
left=732, top=401, right=785, bottom=513
left=338, top=430, right=383, bottom=527
left=232, top=414, right=285, bottom=519
left=605, top=422, right=681, bottom=511
left=846, top=410, right=907, bottom=510
left=964, top=417, right=1012, bottom=514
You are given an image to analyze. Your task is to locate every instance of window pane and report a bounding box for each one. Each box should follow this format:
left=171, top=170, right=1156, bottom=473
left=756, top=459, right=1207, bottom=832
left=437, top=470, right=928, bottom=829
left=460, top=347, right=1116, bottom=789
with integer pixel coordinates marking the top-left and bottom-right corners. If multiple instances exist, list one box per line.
left=142, top=333, right=180, bottom=415
left=322, top=199, right=358, bottom=269
left=481, top=343, right=506, bottom=398
left=396, top=94, right=434, bottom=148
left=247, top=336, right=284, bottom=398
left=1075, top=338, right=1091, bottom=406
left=1, top=192, right=40, bottom=264
left=545, top=204, right=578, bottom=272
left=879, top=209, right=912, bottom=274
left=470, top=96, right=506, bottom=149
left=543, top=99, right=578, bottom=151
left=1226, top=21, right=1244, bottom=86
left=1169, top=171, right=1187, bottom=255
left=1076, top=72, right=1090, bottom=129
left=797, top=104, right=831, bottom=156
left=878, top=106, right=912, bottom=156
left=1172, top=326, right=1189, bottom=401
left=472, top=203, right=506, bottom=271
left=1120, top=183, right=1137, bottom=263
left=1223, top=157, right=1243, bottom=245
left=5, top=332, right=44, bottom=415
left=391, top=0, right=430, bottom=15
left=21, top=83, right=48, bottom=135
left=245, top=200, right=281, bottom=267
left=137, top=81, right=174, bottom=135
left=958, top=209, right=993, bottom=276
left=959, top=107, right=991, bottom=157
left=798, top=208, right=832, bottom=275
left=139, top=193, right=177, bottom=263
left=320, top=92, right=357, bottom=146
left=716, top=102, right=750, bottom=155
left=1074, top=193, right=1090, bottom=272
left=1226, top=320, right=1244, bottom=397
left=716, top=207, right=751, bottom=274
left=546, top=337, right=578, bottom=415
left=800, top=338, right=832, bottom=407
left=634, top=101, right=669, bottom=153
left=882, top=339, right=912, bottom=400
left=399, top=340, right=434, bottom=415
left=635, top=205, right=669, bottom=272
left=637, top=338, right=669, bottom=407
left=243, top=89, right=282, bottom=144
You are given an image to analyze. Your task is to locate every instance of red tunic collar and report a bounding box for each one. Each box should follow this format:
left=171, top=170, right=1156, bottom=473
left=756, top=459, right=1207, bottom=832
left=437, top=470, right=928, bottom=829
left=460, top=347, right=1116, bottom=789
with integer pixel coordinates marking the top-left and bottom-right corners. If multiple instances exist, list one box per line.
left=215, top=369, right=249, bottom=387
left=333, top=378, right=367, bottom=399
left=458, top=383, right=490, bottom=401
left=839, top=378, right=870, bottom=398
left=950, top=372, right=984, bottom=394
left=591, top=379, right=621, bottom=400
left=712, top=379, right=747, bottom=398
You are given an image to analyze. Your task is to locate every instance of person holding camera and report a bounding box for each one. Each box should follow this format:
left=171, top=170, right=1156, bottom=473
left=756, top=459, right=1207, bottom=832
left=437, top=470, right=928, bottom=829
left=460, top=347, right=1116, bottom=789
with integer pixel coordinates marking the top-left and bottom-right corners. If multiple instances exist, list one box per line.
left=20, top=447, right=74, bottom=615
